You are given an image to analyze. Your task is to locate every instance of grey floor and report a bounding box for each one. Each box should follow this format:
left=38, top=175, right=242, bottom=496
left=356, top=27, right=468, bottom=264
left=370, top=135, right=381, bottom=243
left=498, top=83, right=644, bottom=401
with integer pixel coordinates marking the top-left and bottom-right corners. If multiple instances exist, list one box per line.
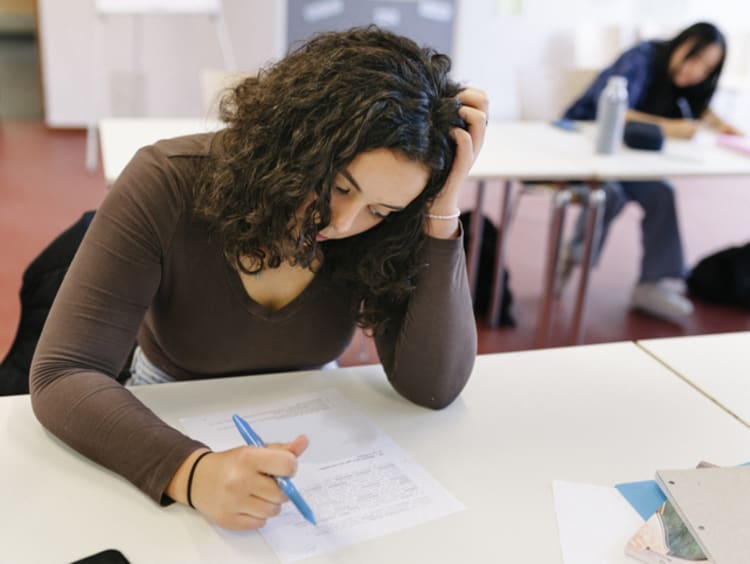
left=0, top=33, right=42, bottom=120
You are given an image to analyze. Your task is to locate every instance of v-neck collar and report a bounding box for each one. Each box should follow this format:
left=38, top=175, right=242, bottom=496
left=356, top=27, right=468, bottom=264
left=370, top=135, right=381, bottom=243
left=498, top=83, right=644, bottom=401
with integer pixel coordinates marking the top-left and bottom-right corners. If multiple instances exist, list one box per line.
left=223, top=258, right=329, bottom=321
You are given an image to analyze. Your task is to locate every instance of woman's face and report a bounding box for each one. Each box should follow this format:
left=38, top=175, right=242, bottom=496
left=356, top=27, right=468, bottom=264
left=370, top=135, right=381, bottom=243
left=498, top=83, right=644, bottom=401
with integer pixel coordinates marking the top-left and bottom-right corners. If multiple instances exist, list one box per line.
left=669, top=39, right=723, bottom=88
left=316, top=149, right=429, bottom=241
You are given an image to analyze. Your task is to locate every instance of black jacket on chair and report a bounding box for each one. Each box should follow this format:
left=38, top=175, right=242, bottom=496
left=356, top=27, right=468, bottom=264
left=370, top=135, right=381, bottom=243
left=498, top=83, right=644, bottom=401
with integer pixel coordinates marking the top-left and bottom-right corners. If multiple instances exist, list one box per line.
left=459, top=211, right=516, bottom=327
left=0, top=211, right=95, bottom=395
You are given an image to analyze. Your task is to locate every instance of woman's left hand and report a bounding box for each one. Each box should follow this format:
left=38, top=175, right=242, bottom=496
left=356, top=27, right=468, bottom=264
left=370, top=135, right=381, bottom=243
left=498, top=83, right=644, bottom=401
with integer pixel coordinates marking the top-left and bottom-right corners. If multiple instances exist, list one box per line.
left=426, top=87, right=489, bottom=239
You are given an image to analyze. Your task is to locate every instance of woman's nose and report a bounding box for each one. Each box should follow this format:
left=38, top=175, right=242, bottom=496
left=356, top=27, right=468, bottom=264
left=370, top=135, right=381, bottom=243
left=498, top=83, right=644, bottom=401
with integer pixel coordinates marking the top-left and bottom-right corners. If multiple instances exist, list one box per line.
left=331, top=200, right=361, bottom=233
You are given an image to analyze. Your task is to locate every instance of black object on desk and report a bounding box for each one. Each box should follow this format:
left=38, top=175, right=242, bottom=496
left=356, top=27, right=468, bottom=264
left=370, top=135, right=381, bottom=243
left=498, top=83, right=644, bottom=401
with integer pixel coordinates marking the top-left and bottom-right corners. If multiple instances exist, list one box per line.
left=71, top=549, right=130, bottom=564
left=623, top=120, right=664, bottom=151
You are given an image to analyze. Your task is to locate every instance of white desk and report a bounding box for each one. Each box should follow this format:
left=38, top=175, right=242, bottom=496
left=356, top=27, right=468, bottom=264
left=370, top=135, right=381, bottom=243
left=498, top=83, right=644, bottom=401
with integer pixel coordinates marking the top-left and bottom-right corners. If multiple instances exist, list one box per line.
left=99, top=118, right=223, bottom=186
left=3, top=343, right=749, bottom=563
left=471, top=121, right=750, bottom=344
left=638, top=331, right=750, bottom=427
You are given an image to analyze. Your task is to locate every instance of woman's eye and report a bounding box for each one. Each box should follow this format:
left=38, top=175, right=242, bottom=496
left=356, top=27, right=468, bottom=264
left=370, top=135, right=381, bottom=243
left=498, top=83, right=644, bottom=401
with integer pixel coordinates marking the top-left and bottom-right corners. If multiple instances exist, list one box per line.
left=369, top=207, right=388, bottom=219
left=334, top=185, right=350, bottom=195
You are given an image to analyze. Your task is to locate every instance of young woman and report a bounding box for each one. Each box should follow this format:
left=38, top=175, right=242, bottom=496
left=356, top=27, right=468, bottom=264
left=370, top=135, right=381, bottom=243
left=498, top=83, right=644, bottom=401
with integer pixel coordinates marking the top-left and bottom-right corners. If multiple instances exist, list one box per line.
left=560, top=22, right=739, bottom=320
left=30, top=27, right=487, bottom=530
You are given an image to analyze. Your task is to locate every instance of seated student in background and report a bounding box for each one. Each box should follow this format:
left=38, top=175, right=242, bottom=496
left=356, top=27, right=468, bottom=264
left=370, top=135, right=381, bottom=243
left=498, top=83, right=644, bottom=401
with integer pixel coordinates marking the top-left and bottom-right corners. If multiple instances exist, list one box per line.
left=30, top=27, right=485, bottom=531
left=559, top=22, right=740, bottom=320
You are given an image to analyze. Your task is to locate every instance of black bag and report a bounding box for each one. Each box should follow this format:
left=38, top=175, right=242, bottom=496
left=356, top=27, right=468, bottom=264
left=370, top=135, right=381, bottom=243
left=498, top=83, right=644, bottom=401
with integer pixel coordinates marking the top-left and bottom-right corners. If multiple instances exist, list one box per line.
left=0, top=212, right=95, bottom=395
left=687, top=242, right=750, bottom=309
left=459, top=211, right=516, bottom=327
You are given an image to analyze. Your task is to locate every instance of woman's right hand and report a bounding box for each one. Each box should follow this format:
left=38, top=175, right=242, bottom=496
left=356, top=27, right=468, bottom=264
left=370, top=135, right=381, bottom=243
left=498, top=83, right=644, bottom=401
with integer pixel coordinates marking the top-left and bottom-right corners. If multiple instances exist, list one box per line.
left=662, top=118, right=699, bottom=139
left=172, top=436, right=309, bottom=530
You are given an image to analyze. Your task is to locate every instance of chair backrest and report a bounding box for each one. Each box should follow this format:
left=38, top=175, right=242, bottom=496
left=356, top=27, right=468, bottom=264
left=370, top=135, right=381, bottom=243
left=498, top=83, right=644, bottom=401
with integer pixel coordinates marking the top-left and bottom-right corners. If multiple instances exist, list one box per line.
left=559, top=67, right=599, bottom=111
left=516, top=66, right=598, bottom=121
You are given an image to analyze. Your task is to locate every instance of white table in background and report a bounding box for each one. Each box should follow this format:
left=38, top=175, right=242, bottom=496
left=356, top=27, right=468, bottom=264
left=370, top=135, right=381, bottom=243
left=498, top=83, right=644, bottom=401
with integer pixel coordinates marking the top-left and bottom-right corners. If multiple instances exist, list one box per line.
left=638, top=331, right=750, bottom=427
left=99, top=117, right=223, bottom=186
left=3, top=342, right=749, bottom=563
left=474, top=122, right=750, bottom=182
left=471, top=121, right=750, bottom=345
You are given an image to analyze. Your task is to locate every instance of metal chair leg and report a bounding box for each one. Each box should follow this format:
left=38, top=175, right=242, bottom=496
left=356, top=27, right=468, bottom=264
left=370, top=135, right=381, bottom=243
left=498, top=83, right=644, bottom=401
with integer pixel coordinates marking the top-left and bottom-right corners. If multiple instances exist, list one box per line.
left=488, top=180, right=514, bottom=328
left=536, top=186, right=572, bottom=347
left=569, top=184, right=606, bottom=345
left=467, top=180, right=486, bottom=298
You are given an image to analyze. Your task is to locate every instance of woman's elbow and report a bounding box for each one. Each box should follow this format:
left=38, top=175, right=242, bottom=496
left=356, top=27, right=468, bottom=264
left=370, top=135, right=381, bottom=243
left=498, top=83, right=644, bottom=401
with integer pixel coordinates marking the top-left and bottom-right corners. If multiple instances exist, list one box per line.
left=393, top=354, right=475, bottom=410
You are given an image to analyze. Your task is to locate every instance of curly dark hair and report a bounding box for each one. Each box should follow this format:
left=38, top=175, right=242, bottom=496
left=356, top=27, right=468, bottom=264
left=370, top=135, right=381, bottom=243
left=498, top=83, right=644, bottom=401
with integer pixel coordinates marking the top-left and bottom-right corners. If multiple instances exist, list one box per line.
left=194, top=26, right=465, bottom=334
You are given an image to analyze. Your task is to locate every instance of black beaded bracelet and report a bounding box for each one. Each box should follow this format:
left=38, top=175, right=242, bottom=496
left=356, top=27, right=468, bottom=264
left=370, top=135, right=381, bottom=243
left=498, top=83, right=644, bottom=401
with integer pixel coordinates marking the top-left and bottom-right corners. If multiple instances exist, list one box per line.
left=187, top=450, right=212, bottom=509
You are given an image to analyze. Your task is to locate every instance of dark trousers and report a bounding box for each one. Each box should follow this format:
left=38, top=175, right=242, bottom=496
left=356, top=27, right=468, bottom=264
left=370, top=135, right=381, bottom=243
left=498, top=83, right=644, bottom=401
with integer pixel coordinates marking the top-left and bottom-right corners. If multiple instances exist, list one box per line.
left=570, top=180, right=686, bottom=282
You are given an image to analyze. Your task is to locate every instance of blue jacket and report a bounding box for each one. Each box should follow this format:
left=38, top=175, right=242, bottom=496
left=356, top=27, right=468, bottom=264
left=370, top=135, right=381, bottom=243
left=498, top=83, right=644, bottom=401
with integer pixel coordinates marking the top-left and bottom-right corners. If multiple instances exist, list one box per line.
left=564, top=41, right=660, bottom=120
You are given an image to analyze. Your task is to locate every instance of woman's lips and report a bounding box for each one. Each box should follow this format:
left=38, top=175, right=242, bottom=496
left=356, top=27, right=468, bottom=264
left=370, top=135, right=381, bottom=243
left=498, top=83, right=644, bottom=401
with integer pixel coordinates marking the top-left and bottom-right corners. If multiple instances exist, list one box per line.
left=316, top=233, right=328, bottom=241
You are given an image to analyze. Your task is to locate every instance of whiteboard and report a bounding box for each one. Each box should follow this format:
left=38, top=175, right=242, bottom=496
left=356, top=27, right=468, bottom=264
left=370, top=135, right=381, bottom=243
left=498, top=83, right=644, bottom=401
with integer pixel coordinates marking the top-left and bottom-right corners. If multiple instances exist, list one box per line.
left=95, top=0, right=221, bottom=15
left=287, top=0, right=455, bottom=57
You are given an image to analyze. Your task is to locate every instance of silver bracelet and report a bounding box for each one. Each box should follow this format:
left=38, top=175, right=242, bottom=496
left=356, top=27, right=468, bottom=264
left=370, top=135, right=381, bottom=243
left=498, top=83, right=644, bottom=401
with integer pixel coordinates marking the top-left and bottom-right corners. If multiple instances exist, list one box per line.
left=425, top=209, right=461, bottom=220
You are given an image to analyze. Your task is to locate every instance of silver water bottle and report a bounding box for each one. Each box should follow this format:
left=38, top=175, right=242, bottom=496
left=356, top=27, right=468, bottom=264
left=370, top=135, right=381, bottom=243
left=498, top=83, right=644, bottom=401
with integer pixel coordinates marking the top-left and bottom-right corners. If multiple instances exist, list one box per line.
left=595, top=75, right=628, bottom=154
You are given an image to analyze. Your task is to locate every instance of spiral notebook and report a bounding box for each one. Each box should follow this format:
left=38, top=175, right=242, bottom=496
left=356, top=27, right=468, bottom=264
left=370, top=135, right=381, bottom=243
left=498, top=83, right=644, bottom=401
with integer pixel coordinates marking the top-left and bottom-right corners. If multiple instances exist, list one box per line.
left=653, top=466, right=750, bottom=564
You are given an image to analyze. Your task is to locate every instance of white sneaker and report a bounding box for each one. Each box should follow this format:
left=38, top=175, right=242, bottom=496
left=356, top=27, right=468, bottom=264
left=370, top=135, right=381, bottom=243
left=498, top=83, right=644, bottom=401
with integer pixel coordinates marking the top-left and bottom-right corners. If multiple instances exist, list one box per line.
left=631, top=281, right=694, bottom=320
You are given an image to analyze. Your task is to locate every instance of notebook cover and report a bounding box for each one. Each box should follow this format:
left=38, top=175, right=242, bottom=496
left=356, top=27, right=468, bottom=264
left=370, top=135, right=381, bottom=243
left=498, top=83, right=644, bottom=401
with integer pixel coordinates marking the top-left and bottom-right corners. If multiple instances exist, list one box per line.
left=654, top=466, right=750, bottom=564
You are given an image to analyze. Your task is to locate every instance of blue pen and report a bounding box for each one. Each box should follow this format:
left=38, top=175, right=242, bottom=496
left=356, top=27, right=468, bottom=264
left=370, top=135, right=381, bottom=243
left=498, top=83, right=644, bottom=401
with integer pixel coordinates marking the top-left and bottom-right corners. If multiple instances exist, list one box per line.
left=677, top=97, right=693, bottom=120
left=232, top=414, right=317, bottom=525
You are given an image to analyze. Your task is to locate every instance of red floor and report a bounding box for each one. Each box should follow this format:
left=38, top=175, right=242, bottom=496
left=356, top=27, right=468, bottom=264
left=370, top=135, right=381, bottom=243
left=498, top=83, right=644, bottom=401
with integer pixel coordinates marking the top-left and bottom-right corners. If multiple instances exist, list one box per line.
left=2, top=123, right=749, bottom=368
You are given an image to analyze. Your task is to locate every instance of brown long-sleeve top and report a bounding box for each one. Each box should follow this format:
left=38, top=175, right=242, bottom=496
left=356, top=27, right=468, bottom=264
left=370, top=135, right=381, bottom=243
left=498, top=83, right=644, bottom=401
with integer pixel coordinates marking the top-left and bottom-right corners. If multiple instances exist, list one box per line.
left=29, top=132, right=477, bottom=504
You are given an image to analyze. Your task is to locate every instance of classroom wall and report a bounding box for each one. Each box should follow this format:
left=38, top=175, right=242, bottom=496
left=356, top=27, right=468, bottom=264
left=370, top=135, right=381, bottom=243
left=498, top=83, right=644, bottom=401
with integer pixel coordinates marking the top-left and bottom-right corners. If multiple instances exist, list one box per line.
left=453, top=0, right=750, bottom=126
left=38, top=0, right=284, bottom=127
left=38, top=0, right=750, bottom=129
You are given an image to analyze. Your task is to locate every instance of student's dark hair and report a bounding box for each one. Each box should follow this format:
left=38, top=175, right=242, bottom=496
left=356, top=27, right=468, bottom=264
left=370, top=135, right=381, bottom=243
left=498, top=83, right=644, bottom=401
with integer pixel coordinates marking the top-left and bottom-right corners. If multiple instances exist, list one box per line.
left=194, top=26, right=464, bottom=334
left=661, top=22, right=726, bottom=116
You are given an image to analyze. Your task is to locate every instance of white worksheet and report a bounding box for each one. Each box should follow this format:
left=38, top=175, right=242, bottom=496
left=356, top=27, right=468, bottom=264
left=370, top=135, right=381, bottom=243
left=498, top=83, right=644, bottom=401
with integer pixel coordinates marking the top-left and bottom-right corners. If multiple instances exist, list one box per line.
left=180, top=389, right=464, bottom=562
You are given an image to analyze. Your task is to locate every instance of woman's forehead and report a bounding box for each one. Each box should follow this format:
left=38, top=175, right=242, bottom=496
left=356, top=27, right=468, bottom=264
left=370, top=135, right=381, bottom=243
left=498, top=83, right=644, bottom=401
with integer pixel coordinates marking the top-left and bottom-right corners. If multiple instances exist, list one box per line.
left=343, top=149, right=429, bottom=205
left=694, top=43, right=723, bottom=66
left=681, top=38, right=723, bottom=61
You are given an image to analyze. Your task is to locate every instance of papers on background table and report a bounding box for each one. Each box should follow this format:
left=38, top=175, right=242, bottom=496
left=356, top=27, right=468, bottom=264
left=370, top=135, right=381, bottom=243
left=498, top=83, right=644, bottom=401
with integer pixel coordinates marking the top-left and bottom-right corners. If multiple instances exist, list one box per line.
left=180, top=389, right=463, bottom=563
left=716, top=134, right=750, bottom=157
left=553, top=481, right=643, bottom=564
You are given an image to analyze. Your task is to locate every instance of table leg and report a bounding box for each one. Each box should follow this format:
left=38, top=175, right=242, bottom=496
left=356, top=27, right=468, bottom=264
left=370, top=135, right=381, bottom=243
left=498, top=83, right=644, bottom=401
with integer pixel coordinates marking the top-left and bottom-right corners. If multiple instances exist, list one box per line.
left=569, top=184, right=605, bottom=345
left=467, top=180, right=486, bottom=298
left=488, top=180, right=514, bottom=328
left=536, top=186, right=572, bottom=347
